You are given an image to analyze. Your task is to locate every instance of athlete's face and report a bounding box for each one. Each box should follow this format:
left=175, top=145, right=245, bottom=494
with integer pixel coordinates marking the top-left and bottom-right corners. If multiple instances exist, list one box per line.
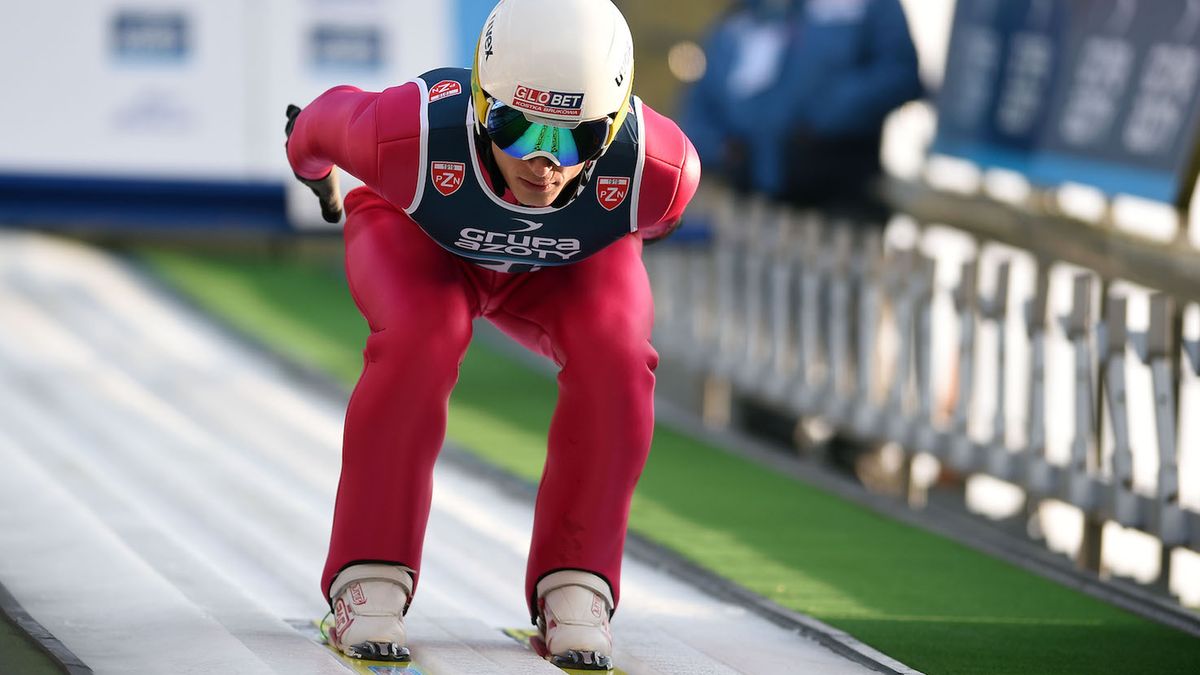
left=491, top=143, right=585, bottom=207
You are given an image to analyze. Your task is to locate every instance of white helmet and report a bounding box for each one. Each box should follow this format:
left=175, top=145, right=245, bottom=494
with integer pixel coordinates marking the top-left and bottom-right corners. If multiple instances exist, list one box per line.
left=471, top=0, right=635, bottom=165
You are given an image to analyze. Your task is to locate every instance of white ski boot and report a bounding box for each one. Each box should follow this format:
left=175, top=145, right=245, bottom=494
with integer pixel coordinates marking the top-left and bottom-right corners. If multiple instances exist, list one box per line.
left=535, top=570, right=615, bottom=671
left=328, top=563, right=414, bottom=661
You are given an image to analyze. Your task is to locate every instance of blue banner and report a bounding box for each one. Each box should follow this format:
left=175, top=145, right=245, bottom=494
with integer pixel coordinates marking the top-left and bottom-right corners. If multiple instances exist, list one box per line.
left=933, top=0, right=1200, bottom=206
left=1032, top=0, right=1200, bottom=205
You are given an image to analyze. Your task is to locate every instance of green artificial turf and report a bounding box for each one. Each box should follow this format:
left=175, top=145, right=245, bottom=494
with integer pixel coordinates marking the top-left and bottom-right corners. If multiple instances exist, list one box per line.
left=140, top=246, right=1200, bottom=674
left=0, top=614, right=61, bottom=675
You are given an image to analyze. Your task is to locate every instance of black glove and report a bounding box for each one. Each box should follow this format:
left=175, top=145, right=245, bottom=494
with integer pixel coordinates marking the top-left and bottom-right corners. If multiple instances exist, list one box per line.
left=285, top=104, right=343, bottom=224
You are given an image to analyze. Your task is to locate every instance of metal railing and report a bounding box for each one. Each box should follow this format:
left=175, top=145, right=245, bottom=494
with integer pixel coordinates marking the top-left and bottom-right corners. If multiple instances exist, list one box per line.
left=645, top=180, right=1200, bottom=602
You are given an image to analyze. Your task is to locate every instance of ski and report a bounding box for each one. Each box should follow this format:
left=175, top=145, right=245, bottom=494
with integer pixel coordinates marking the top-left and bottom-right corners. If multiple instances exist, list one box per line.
left=502, top=628, right=626, bottom=674
left=288, top=618, right=428, bottom=675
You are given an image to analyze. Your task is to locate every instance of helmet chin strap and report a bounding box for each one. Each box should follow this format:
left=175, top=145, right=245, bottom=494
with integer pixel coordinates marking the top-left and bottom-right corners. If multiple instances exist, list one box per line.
left=557, top=158, right=597, bottom=206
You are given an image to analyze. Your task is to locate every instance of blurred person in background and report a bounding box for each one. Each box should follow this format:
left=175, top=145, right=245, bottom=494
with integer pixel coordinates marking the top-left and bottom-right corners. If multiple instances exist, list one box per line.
left=683, top=0, right=922, bottom=480
left=683, top=0, right=922, bottom=223
left=283, top=0, right=699, bottom=670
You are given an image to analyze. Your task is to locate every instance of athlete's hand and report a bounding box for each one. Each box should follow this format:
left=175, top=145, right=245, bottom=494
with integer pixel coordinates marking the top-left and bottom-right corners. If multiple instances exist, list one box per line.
left=285, top=104, right=344, bottom=224
left=295, top=168, right=344, bottom=224
left=284, top=103, right=302, bottom=138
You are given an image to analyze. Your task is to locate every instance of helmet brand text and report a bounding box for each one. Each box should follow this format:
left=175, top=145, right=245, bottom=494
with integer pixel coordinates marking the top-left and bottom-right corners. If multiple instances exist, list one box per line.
left=483, top=16, right=495, bottom=60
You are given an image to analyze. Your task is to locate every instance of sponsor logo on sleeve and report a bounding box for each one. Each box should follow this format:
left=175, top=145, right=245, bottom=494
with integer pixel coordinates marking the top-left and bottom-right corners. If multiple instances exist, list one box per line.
left=596, top=176, right=630, bottom=211
left=429, top=80, right=463, bottom=103
left=432, top=161, right=465, bottom=196
left=511, top=85, right=584, bottom=118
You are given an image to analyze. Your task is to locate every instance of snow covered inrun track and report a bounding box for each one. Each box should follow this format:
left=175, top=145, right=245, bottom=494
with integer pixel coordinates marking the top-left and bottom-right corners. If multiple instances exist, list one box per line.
left=0, top=231, right=890, bottom=674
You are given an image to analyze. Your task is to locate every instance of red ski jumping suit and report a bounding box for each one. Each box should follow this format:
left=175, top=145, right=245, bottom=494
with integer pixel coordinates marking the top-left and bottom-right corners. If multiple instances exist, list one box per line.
left=287, top=71, right=700, bottom=619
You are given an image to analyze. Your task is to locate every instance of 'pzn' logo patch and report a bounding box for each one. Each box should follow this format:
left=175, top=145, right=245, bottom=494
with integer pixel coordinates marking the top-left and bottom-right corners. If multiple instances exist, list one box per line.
left=429, top=80, right=462, bottom=103
left=432, top=161, right=465, bottom=196
left=596, top=176, right=630, bottom=211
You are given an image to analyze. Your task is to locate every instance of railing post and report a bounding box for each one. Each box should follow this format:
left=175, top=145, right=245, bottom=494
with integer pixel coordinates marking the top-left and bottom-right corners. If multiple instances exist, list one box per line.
left=885, top=249, right=933, bottom=507
left=1102, top=295, right=1139, bottom=528
left=686, top=234, right=713, bottom=366
left=824, top=225, right=854, bottom=426
left=1140, top=293, right=1184, bottom=590
left=947, top=259, right=979, bottom=471
left=884, top=248, right=916, bottom=441
left=793, top=217, right=825, bottom=414
left=1065, top=273, right=1101, bottom=573
left=983, top=261, right=1013, bottom=480
left=912, top=254, right=939, bottom=458
left=763, top=210, right=798, bottom=403
left=1184, top=313, right=1200, bottom=553
left=702, top=192, right=746, bottom=428
left=852, top=232, right=885, bottom=437
left=736, top=199, right=770, bottom=386
left=743, top=202, right=768, bottom=385
left=646, top=240, right=684, bottom=353
left=1184, top=324, right=1200, bottom=381
left=711, top=194, right=744, bottom=378
left=1023, top=262, right=1053, bottom=517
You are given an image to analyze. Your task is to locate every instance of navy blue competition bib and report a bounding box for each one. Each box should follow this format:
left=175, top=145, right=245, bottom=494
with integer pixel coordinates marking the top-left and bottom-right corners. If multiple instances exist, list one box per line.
left=407, top=68, right=646, bottom=272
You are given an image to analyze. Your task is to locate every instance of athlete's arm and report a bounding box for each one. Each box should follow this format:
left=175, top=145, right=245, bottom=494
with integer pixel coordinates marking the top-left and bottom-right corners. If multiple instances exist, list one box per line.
left=635, top=103, right=701, bottom=241
left=284, top=104, right=344, bottom=223
left=286, top=82, right=425, bottom=210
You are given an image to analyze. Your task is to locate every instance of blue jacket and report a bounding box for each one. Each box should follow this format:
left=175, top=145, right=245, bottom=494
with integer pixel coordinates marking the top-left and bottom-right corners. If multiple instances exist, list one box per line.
left=683, top=0, right=923, bottom=196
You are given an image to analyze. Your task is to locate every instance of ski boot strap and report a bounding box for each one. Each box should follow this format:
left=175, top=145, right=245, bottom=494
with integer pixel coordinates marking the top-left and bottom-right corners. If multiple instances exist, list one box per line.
left=536, top=570, right=614, bottom=612
left=329, top=563, right=415, bottom=605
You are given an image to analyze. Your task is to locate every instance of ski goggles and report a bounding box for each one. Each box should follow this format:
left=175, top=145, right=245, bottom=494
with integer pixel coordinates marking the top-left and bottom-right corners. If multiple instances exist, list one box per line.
left=484, top=98, right=613, bottom=167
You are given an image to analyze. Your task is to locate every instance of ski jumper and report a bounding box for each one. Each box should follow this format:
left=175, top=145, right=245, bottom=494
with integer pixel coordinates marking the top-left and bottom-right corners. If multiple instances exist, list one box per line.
left=286, top=67, right=700, bottom=620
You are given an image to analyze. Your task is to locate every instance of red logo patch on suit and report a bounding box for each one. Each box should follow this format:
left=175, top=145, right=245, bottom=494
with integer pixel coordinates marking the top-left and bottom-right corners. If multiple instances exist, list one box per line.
left=429, top=80, right=463, bottom=102
left=432, top=161, right=466, bottom=196
left=596, top=176, right=630, bottom=211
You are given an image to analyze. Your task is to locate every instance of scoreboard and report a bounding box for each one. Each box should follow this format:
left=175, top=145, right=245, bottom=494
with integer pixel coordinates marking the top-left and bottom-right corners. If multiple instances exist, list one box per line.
left=933, top=0, right=1200, bottom=208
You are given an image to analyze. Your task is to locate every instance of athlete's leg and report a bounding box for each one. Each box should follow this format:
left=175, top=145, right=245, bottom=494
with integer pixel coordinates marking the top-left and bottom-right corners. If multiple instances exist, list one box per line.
left=323, top=189, right=479, bottom=600
left=487, top=234, right=657, bottom=618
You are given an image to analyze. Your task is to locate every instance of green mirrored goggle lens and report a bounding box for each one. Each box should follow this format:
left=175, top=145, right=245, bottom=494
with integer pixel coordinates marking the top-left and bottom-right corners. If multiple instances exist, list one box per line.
left=485, top=100, right=611, bottom=167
